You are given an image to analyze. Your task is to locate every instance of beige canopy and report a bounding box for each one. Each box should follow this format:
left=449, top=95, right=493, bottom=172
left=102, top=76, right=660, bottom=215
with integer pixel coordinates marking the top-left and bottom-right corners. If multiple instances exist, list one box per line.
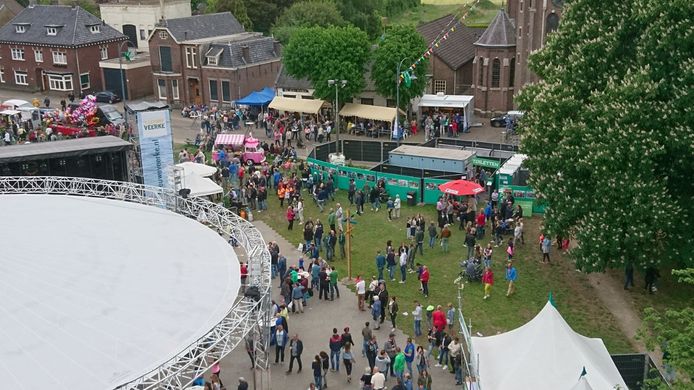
left=268, top=96, right=325, bottom=115
left=339, top=103, right=403, bottom=123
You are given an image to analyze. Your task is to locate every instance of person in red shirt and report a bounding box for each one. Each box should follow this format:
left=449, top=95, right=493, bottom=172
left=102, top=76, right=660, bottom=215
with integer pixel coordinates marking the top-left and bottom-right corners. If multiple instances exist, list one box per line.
left=420, top=265, right=430, bottom=297
left=482, top=266, right=494, bottom=300
left=286, top=206, right=296, bottom=230
left=476, top=211, right=486, bottom=236
left=240, top=262, right=248, bottom=293
left=432, top=305, right=446, bottom=332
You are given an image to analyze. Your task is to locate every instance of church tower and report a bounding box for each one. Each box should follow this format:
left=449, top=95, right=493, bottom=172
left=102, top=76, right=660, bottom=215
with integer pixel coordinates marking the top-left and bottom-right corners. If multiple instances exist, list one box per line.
left=472, top=9, right=516, bottom=115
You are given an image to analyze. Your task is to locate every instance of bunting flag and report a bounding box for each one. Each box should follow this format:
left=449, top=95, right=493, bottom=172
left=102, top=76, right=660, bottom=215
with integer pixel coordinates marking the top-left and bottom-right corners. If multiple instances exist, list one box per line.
left=548, top=291, right=557, bottom=307
left=402, top=71, right=412, bottom=88
left=399, top=0, right=482, bottom=80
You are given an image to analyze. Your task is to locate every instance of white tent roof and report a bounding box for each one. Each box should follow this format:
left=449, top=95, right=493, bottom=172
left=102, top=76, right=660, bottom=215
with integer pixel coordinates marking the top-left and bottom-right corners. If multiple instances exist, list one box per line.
left=570, top=375, right=596, bottom=390
left=419, top=94, right=473, bottom=108
left=2, top=99, right=30, bottom=108
left=471, top=301, right=627, bottom=390
left=182, top=173, right=223, bottom=197
left=176, top=161, right=217, bottom=177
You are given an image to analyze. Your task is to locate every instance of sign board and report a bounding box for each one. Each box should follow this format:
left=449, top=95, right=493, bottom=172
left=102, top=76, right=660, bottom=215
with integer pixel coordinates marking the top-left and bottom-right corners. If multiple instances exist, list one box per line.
left=137, top=109, right=174, bottom=188
left=472, top=157, right=501, bottom=169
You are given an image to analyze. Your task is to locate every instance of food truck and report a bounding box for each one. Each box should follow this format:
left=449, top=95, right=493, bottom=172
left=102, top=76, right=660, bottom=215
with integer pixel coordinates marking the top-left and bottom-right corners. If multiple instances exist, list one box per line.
left=213, top=133, right=266, bottom=165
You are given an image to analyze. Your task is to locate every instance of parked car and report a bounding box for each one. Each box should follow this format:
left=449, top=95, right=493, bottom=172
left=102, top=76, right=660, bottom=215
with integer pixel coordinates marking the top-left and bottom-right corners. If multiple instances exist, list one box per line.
left=94, top=91, right=121, bottom=104
left=491, top=110, right=525, bottom=127
left=97, top=104, right=125, bottom=126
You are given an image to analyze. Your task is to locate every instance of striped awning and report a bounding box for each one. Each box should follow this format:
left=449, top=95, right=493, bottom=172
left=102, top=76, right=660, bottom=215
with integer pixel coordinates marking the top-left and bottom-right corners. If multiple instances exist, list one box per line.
left=214, top=133, right=245, bottom=145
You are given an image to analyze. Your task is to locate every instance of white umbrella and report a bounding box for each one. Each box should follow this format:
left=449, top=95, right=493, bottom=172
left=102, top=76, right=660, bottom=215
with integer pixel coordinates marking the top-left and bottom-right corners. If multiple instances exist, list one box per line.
left=3, top=99, right=30, bottom=108
left=175, top=161, right=218, bottom=178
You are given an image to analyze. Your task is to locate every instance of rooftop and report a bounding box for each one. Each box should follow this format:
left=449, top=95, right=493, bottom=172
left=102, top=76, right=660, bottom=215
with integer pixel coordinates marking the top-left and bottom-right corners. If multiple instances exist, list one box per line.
left=418, top=15, right=486, bottom=70
left=156, top=12, right=244, bottom=43
left=0, top=5, right=126, bottom=47
left=474, top=9, right=516, bottom=47
left=204, top=35, right=280, bottom=68
left=0, top=136, right=132, bottom=163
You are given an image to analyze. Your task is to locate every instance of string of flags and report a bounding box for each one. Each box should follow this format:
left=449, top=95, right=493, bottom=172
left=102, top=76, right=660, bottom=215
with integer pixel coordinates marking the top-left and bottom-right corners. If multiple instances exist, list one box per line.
left=400, top=0, right=483, bottom=83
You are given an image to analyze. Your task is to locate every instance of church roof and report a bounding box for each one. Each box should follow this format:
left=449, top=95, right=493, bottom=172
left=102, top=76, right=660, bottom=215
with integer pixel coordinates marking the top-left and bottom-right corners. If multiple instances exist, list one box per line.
left=418, top=15, right=486, bottom=70
left=474, top=9, right=516, bottom=47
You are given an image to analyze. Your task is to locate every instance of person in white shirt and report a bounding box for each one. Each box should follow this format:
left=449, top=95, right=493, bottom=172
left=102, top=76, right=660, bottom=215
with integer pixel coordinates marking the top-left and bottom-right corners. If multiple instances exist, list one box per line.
left=355, top=275, right=366, bottom=311
left=411, top=301, right=423, bottom=336
left=399, top=249, right=408, bottom=283
left=335, top=203, right=343, bottom=231
left=296, top=199, right=304, bottom=225
left=514, top=218, right=523, bottom=247
left=393, top=195, right=401, bottom=219
left=371, top=367, right=386, bottom=389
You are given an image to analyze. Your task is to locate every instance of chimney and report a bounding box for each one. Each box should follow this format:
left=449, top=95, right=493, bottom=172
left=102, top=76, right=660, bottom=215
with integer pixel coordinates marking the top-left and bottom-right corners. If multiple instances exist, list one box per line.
left=273, top=40, right=282, bottom=57
left=184, top=31, right=188, bottom=41
left=241, top=45, right=250, bottom=63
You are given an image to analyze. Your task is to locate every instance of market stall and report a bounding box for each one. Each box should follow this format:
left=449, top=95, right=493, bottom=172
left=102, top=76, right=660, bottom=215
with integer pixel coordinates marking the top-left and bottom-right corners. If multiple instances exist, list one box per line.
left=268, top=96, right=326, bottom=115
left=175, top=161, right=217, bottom=178
left=339, top=103, right=403, bottom=137
left=417, top=94, right=474, bottom=131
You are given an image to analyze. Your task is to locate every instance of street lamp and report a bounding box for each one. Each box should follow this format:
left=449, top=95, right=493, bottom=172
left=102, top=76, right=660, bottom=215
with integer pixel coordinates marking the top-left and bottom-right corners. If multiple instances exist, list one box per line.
left=118, top=40, right=135, bottom=125
left=396, top=57, right=417, bottom=143
left=328, top=79, right=347, bottom=154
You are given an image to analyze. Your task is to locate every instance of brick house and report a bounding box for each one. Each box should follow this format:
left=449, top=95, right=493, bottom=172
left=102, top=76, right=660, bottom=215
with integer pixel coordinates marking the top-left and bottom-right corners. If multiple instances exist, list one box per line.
left=417, top=16, right=485, bottom=96
left=149, top=12, right=281, bottom=107
left=0, top=4, right=127, bottom=95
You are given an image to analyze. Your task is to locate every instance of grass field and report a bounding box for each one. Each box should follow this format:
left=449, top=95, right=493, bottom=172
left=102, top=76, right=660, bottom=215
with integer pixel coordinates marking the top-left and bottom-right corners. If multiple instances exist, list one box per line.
left=388, top=0, right=502, bottom=27
left=255, top=183, right=633, bottom=353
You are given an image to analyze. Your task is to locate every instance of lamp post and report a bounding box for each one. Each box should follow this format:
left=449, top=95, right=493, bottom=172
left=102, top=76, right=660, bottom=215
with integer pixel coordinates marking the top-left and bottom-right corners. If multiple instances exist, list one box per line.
left=396, top=57, right=416, bottom=144
left=118, top=40, right=134, bottom=125
left=328, top=79, right=347, bottom=154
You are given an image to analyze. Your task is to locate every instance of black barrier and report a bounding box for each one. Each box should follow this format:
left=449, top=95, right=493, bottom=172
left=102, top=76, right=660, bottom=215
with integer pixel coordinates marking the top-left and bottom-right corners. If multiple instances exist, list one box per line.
left=611, top=354, right=669, bottom=390
left=313, top=141, right=338, bottom=161
left=437, top=137, right=519, bottom=152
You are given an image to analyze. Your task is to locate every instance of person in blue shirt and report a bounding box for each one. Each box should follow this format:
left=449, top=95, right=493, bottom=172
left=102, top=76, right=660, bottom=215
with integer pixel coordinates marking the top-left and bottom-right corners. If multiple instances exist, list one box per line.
left=404, top=338, right=415, bottom=377
left=446, top=304, right=456, bottom=332
left=277, top=255, right=287, bottom=286
left=375, top=250, right=386, bottom=281
left=371, top=296, right=382, bottom=330
left=506, top=261, right=518, bottom=297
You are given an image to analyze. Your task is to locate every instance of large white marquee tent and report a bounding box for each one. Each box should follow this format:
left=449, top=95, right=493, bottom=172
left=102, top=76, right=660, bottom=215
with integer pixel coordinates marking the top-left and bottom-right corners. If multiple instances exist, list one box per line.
left=471, top=301, right=628, bottom=390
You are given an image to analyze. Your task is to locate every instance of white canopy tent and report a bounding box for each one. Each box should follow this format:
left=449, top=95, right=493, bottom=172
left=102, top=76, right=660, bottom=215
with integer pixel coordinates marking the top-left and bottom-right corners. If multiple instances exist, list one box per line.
left=269, top=96, right=326, bottom=115
left=182, top=173, right=223, bottom=197
left=175, top=161, right=217, bottom=178
left=471, top=301, right=627, bottom=390
left=417, top=94, right=474, bottom=131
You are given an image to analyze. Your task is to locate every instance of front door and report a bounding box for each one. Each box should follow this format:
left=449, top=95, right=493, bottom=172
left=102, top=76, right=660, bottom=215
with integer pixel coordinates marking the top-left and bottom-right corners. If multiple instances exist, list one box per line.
left=122, top=25, right=138, bottom=48
left=188, top=78, right=201, bottom=105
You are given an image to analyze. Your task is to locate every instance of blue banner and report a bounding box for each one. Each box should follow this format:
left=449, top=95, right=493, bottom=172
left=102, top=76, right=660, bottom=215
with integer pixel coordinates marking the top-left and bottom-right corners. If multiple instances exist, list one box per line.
left=137, top=110, right=174, bottom=188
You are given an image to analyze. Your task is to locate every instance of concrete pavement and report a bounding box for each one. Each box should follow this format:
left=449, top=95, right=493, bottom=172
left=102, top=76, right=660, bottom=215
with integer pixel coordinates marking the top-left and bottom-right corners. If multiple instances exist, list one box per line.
left=218, top=220, right=461, bottom=390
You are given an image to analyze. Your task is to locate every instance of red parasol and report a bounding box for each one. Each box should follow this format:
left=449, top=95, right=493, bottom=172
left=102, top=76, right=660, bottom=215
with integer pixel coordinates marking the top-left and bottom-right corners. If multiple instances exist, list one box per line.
left=438, top=179, right=485, bottom=196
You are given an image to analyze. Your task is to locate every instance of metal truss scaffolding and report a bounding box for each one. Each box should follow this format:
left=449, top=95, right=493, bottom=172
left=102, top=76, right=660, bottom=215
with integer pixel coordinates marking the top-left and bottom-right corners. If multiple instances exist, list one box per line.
left=0, top=176, right=272, bottom=390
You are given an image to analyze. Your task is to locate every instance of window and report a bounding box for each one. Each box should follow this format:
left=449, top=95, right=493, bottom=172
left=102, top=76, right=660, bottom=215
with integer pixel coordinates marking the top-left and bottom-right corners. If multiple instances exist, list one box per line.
left=434, top=80, right=446, bottom=94
left=52, top=51, right=67, bottom=65
left=11, top=48, right=24, bottom=61
left=34, top=49, right=43, bottom=62
left=185, top=47, right=197, bottom=68
left=159, top=46, right=172, bottom=72
left=15, top=25, right=25, bottom=33
left=491, top=58, right=501, bottom=88
left=221, top=81, right=230, bottom=102
left=47, top=27, right=57, bottom=36
left=14, top=71, right=27, bottom=85
left=519, top=27, right=522, bottom=38
left=100, top=46, right=108, bottom=60
left=386, top=99, right=396, bottom=107
left=0, top=68, right=4, bottom=83
left=159, top=31, right=168, bottom=40
left=478, top=57, right=484, bottom=85
left=48, top=74, right=73, bottom=91
left=80, top=73, right=90, bottom=90
left=360, top=98, right=374, bottom=105
left=209, top=79, right=218, bottom=101
left=172, top=79, right=179, bottom=100
left=157, top=79, right=166, bottom=99
left=546, top=13, right=560, bottom=33
left=90, top=25, right=100, bottom=34
left=140, top=29, right=146, bottom=40
left=207, top=56, right=217, bottom=66
left=509, top=57, right=515, bottom=87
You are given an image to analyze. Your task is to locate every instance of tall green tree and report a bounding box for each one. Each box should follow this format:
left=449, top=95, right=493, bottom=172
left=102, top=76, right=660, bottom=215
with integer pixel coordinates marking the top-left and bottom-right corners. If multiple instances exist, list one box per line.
left=245, top=0, right=295, bottom=34
left=271, top=0, right=345, bottom=44
left=335, top=0, right=383, bottom=39
left=372, top=25, right=428, bottom=111
left=639, top=269, right=694, bottom=389
left=283, top=26, right=370, bottom=103
left=516, top=0, right=694, bottom=272
left=207, top=0, right=253, bottom=30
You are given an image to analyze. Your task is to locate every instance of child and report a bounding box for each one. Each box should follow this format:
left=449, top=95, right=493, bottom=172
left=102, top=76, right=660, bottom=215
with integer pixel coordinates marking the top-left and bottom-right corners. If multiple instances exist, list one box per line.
left=506, top=239, right=514, bottom=261
left=483, top=243, right=493, bottom=268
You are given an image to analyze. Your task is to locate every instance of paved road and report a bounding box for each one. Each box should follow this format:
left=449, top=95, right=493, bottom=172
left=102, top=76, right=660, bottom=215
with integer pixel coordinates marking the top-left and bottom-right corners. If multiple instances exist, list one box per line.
left=218, top=220, right=462, bottom=390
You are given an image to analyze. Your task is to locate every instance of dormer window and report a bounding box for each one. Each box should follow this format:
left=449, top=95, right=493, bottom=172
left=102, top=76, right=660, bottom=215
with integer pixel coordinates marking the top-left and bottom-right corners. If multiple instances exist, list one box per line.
left=207, top=56, right=217, bottom=66
left=47, top=27, right=57, bottom=36
left=15, top=25, right=26, bottom=33
left=205, top=47, right=222, bottom=67
left=90, top=25, right=100, bottom=34
left=159, top=31, right=168, bottom=40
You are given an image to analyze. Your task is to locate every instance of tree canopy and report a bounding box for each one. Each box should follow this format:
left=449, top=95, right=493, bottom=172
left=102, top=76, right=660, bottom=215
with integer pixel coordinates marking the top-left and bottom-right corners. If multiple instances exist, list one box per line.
left=271, top=0, right=345, bottom=44
left=245, top=0, right=294, bottom=34
left=517, top=0, right=694, bottom=272
left=372, top=25, right=429, bottom=111
left=335, top=0, right=383, bottom=39
left=206, top=0, right=253, bottom=30
left=283, top=26, right=370, bottom=103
